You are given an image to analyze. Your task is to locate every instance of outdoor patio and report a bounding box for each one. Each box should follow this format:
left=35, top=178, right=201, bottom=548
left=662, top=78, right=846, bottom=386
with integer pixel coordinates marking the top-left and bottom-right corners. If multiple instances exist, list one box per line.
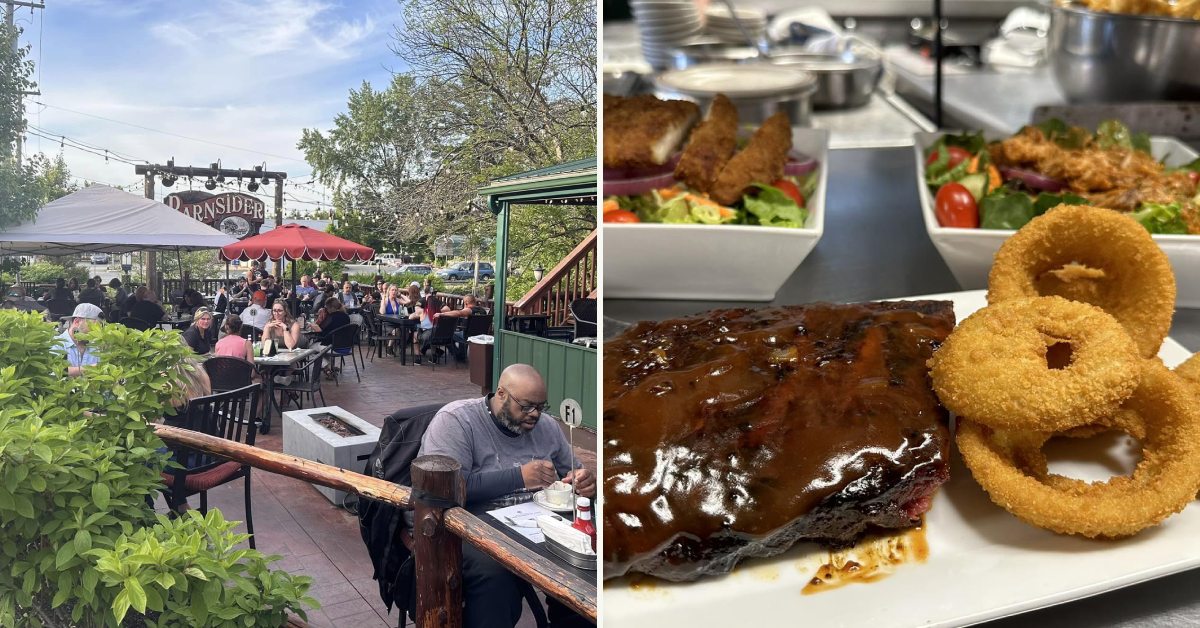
left=178, top=353, right=598, bottom=628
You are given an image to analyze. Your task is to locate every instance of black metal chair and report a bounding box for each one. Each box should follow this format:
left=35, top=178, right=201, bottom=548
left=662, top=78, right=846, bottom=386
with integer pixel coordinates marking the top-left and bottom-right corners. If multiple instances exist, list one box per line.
left=425, top=315, right=460, bottom=371
left=507, top=314, right=548, bottom=337
left=570, top=298, right=597, bottom=339
left=118, top=316, right=151, bottom=331
left=326, top=323, right=361, bottom=384
left=276, top=348, right=328, bottom=410
left=160, top=383, right=261, bottom=549
left=203, top=356, right=256, bottom=393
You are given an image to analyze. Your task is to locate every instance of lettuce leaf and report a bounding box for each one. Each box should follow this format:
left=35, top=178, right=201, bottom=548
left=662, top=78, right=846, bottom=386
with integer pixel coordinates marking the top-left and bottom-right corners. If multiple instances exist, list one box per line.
left=1132, top=202, right=1188, bottom=234
left=744, top=183, right=808, bottom=228
left=979, top=188, right=1035, bottom=230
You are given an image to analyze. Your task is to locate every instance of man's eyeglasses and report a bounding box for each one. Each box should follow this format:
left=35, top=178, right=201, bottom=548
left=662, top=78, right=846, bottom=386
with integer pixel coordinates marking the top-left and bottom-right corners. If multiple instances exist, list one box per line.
left=503, top=389, right=549, bottom=415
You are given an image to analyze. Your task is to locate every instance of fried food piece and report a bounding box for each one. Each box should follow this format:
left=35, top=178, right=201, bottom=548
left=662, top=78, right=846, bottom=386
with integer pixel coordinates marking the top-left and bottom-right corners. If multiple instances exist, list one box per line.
left=1175, top=353, right=1200, bottom=390
left=988, top=204, right=1176, bottom=358
left=603, top=94, right=700, bottom=170
left=930, top=296, right=1141, bottom=432
left=957, top=361, right=1200, bottom=538
left=709, top=111, right=792, bottom=206
left=989, top=127, right=1167, bottom=197
left=674, top=94, right=738, bottom=195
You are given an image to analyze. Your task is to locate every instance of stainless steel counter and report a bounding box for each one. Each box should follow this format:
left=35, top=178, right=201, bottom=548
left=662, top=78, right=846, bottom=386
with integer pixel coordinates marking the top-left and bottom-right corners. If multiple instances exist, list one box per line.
left=604, top=146, right=1200, bottom=626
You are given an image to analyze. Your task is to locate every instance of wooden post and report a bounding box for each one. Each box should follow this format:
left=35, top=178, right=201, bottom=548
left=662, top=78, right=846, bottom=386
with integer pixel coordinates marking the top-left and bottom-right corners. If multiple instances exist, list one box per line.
left=412, top=455, right=465, bottom=628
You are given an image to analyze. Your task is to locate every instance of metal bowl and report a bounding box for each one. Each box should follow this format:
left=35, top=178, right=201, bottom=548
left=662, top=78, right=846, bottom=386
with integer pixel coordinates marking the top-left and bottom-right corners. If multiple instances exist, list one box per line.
left=766, top=49, right=882, bottom=109
left=1048, top=2, right=1200, bottom=102
left=653, top=63, right=818, bottom=125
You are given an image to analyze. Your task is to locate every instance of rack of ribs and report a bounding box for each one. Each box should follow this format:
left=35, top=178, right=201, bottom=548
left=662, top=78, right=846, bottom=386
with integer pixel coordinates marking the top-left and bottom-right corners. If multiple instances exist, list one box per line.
left=603, top=300, right=956, bottom=582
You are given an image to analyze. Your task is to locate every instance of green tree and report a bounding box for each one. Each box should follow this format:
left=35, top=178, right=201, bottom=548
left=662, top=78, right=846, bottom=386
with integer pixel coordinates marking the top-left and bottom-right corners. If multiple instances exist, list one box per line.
left=0, top=22, right=40, bottom=230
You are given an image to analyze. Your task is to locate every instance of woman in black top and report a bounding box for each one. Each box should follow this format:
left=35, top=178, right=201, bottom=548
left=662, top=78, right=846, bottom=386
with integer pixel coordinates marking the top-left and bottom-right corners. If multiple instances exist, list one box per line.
left=130, top=288, right=166, bottom=326
left=309, top=297, right=351, bottom=345
left=181, top=308, right=216, bottom=354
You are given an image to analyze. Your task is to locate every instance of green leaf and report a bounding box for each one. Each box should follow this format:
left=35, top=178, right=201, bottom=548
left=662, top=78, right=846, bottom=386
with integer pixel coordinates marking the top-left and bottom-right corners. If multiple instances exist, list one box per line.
left=112, top=589, right=131, bottom=624
left=980, top=189, right=1036, bottom=230
left=12, top=494, right=33, bottom=519
left=125, top=577, right=147, bottom=614
left=1032, top=192, right=1087, bottom=216
left=1132, top=202, right=1189, bottom=234
left=92, top=483, right=110, bottom=510
left=184, top=566, right=208, bottom=581
left=54, top=540, right=76, bottom=569
left=743, top=183, right=808, bottom=228
left=1096, top=119, right=1133, bottom=150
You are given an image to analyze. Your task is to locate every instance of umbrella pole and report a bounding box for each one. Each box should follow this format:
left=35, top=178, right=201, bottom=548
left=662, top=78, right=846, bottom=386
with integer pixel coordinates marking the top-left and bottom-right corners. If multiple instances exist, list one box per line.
left=290, top=256, right=299, bottom=317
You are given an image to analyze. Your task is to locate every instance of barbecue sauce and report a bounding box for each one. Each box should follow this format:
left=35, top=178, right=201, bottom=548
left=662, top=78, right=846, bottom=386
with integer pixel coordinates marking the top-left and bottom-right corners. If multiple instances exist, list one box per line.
left=603, top=302, right=955, bottom=581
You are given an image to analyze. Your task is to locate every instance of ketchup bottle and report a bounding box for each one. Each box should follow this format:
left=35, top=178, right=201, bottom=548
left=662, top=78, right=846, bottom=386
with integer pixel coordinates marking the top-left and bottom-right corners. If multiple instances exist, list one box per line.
left=572, top=497, right=596, bottom=551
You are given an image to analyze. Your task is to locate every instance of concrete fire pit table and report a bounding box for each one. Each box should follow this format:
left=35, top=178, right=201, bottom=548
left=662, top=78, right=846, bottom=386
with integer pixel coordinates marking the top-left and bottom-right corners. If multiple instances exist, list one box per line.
left=282, top=406, right=381, bottom=505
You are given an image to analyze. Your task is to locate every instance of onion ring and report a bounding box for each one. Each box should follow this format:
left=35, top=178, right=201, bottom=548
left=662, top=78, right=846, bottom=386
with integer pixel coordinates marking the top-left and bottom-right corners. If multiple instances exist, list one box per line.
left=956, top=362, right=1200, bottom=538
left=987, top=204, right=1175, bottom=359
left=930, top=296, right=1141, bottom=432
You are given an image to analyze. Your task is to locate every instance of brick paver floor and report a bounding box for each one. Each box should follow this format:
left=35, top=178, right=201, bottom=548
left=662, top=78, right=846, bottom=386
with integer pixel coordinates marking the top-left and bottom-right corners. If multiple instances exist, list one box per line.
left=186, top=350, right=598, bottom=628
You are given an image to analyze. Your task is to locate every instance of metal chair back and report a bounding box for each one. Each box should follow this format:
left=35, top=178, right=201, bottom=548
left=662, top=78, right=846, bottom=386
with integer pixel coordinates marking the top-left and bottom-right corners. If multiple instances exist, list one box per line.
left=203, top=355, right=256, bottom=392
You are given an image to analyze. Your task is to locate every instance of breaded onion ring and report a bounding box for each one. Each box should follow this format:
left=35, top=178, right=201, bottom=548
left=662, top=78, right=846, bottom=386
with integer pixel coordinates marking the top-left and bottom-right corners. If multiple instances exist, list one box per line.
left=930, top=296, right=1141, bottom=432
left=1175, top=353, right=1200, bottom=389
left=988, top=204, right=1175, bottom=358
left=956, top=362, right=1200, bottom=538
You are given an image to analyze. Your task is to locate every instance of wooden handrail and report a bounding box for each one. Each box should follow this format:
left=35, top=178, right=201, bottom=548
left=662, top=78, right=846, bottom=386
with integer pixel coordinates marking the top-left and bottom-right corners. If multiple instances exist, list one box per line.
left=512, top=231, right=596, bottom=327
left=153, top=425, right=597, bottom=622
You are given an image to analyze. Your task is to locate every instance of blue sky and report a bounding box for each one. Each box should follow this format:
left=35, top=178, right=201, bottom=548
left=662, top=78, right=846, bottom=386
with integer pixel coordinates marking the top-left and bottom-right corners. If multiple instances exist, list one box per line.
left=20, top=0, right=404, bottom=211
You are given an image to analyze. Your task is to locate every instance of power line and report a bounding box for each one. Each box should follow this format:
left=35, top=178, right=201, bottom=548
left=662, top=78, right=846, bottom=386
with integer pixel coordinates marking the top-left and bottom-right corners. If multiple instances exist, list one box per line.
left=31, top=99, right=304, bottom=162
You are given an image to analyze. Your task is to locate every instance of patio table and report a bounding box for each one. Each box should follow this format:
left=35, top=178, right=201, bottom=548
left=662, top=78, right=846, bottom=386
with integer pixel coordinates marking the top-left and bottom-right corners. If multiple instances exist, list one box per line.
left=254, top=345, right=319, bottom=434
left=379, top=314, right=419, bottom=365
left=470, top=498, right=597, bottom=615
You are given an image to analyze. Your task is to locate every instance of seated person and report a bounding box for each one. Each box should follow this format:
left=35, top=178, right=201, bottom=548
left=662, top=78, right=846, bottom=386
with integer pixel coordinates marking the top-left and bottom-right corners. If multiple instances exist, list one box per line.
left=129, top=288, right=166, bottom=327
left=339, top=281, right=359, bottom=308
left=179, top=288, right=207, bottom=316
left=77, top=278, right=104, bottom=307
left=441, top=294, right=487, bottom=318
left=108, top=278, right=128, bottom=310
left=214, top=314, right=255, bottom=362
left=307, top=297, right=350, bottom=344
left=212, top=283, right=231, bottom=313
left=261, top=277, right=281, bottom=304
left=181, top=308, right=216, bottom=354
left=419, top=364, right=594, bottom=628
left=408, top=295, right=435, bottom=365
left=261, top=302, right=302, bottom=350
left=53, top=303, right=105, bottom=377
left=42, top=277, right=74, bottom=305
left=230, top=277, right=252, bottom=300
left=294, top=275, right=317, bottom=301
left=241, top=291, right=272, bottom=330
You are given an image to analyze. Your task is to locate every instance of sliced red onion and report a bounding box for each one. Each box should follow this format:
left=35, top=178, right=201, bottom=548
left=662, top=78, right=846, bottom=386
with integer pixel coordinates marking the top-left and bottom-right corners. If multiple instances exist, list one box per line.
left=603, top=171, right=678, bottom=197
left=785, top=154, right=818, bottom=177
left=998, top=166, right=1065, bottom=193
left=602, top=152, right=682, bottom=181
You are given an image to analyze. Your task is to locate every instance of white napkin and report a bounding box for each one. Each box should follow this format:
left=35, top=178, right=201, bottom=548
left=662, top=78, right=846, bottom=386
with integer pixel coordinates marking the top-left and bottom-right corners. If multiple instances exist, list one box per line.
left=537, top=515, right=595, bottom=555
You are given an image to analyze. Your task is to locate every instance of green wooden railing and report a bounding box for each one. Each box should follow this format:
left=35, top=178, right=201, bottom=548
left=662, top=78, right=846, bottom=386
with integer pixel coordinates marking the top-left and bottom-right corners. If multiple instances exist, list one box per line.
left=496, top=330, right=596, bottom=430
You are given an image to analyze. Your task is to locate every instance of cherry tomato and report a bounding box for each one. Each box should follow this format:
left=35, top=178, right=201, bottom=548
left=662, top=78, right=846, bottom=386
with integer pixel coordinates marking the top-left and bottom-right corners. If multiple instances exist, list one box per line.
left=604, top=209, right=640, bottom=223
left=772, top=179, right=805, bottom=207
left=935, top=182, right=979, bottom=228
left=926, top=146, right=971, bottom=169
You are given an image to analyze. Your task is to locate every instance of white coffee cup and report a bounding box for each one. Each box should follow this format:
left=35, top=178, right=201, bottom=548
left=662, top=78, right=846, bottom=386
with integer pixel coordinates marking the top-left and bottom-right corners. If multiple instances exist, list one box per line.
left=544, top=481, right=572, bottom=507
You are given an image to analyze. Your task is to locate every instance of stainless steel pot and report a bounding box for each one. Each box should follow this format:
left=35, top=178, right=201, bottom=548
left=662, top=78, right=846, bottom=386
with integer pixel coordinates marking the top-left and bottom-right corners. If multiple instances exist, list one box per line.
left=653, top=63, right=818, bottom=125
left=766, top=50, right=882, bottom=109
left=1048, top=2, right=1200, bottom=102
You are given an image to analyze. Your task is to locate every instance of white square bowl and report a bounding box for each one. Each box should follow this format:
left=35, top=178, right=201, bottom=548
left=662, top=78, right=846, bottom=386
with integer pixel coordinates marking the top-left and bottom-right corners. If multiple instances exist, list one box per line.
left=603, top=128, right=828, bottom=301
left=916, top=132, right=1200, bottom=307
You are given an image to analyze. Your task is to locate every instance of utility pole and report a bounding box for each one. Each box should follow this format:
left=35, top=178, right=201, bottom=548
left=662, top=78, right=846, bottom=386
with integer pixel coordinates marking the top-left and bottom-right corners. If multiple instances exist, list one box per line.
left=3, top=0, right=45, bottom=165
left=143, top=172, right=156, bottom=294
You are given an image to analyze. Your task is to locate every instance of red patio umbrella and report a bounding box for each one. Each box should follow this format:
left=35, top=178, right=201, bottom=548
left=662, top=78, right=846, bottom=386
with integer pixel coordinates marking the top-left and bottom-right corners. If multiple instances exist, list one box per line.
left=219, top=223, right=374, bottom=263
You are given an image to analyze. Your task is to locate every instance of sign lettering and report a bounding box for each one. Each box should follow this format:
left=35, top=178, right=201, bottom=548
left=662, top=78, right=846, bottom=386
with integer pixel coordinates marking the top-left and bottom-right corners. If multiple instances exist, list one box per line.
left=165, top=191, right=266, bottom=239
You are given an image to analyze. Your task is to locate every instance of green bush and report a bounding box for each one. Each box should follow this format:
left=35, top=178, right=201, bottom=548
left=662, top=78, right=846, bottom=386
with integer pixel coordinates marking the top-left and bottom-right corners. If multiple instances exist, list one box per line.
left=0, top=311, right=317, bottom=627
left=18, top=260, right=89, bottom=284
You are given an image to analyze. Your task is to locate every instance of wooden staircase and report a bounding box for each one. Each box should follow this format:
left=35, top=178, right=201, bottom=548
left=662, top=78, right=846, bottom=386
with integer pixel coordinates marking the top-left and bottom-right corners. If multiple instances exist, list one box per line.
left=511, top=230, right=597, bottom=326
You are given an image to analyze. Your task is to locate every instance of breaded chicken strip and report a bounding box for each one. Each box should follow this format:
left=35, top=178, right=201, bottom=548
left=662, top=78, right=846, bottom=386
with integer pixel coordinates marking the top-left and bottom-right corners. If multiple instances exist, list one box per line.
left=604, top=95, right=700, bottom=170
left=674, top=95, right=738, bottom=194
left=710, top=111, right=792, bottom=206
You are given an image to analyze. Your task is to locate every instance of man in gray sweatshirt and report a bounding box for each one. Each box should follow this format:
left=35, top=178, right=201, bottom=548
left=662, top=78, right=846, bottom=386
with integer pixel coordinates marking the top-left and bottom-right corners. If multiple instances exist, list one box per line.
left=419, top=363, right=595, bottom=628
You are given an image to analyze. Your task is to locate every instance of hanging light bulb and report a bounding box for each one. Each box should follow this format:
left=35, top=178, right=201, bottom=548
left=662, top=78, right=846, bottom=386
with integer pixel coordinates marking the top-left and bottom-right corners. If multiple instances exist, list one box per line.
left=212, top=161, right=225, bottom=183
left=204, top=177, right=216, bottom=190
left=161, top=174, right=175, bottom=187
left=247, top=179, right=260, bottom=192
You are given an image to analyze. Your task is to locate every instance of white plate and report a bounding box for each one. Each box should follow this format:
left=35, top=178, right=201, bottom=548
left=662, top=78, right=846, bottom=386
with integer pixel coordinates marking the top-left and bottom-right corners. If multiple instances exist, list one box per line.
left=534, top=490, right=575, bottom=513
left=914, top=132, right=1200, bottom=307
left=656, top=64, right=815, bottom=98
left=604, top=289, right=1198, bottom=628
left=604, top=128, right=828, bottom=301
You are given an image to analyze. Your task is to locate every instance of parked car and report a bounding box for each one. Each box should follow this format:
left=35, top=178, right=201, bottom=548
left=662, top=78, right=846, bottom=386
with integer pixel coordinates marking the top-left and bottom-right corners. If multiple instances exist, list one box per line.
left=437, top=262, right=495, bottom=281
left=376, top=254, right=403, bottom=267
left=90, top=253, right=110, bottom=265
left=397, top=264, right=433, bottom=275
